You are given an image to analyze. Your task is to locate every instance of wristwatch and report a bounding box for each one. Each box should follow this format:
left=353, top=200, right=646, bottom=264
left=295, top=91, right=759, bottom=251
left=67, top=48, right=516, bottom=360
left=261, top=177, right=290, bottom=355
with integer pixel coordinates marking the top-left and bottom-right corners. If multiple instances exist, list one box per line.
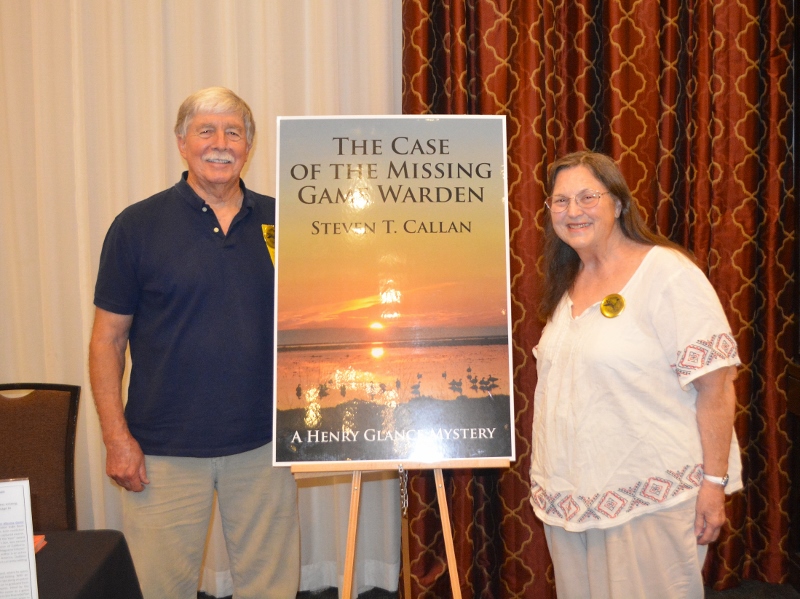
left=703, top=473, right=729, bottom=487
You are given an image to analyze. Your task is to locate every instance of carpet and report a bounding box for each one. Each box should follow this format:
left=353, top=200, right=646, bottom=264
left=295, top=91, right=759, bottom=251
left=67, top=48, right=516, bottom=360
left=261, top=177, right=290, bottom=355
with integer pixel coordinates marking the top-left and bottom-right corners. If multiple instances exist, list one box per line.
left=706, top=580, right=800, bottom=598
left=198, top=587, right=396, bottom=599
left=199, top=580, right=800, bottom=598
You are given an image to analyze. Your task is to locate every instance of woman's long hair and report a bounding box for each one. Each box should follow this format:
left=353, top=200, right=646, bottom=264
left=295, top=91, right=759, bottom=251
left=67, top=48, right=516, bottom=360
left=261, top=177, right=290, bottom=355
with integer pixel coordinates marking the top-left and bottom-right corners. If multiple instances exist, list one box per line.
left=538, top=151, right=691, bottom=321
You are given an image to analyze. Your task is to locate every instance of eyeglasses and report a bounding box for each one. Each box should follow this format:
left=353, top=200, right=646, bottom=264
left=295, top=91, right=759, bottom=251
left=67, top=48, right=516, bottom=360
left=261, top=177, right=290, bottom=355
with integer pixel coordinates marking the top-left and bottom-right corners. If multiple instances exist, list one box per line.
left=545, top=190, right=610, bottom=213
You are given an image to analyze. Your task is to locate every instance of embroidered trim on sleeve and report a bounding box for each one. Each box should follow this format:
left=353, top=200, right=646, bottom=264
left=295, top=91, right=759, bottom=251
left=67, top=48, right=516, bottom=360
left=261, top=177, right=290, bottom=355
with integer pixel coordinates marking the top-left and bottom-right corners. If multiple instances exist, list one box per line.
left=672, top=333, right=738, bottom=378
left=530, top=464, right=703, bottom=525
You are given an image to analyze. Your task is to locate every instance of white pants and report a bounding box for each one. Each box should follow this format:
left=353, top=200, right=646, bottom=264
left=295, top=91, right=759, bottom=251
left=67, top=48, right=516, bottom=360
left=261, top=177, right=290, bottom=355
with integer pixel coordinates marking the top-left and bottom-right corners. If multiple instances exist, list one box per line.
left=544, top=499, right=708, bottom=599
left=122, top=442, right=300, bottom=599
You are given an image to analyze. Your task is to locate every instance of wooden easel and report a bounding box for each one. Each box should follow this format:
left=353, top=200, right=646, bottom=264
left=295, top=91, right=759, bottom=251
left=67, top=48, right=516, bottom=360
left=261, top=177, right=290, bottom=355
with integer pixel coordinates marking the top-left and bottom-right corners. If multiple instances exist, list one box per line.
left=293, top=458, right=510, bottom=599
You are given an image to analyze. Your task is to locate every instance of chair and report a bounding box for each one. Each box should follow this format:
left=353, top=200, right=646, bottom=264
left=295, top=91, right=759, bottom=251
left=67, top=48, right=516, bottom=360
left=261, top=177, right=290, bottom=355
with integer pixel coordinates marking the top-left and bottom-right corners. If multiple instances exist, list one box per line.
left=0, top=383, right=80, bottom=531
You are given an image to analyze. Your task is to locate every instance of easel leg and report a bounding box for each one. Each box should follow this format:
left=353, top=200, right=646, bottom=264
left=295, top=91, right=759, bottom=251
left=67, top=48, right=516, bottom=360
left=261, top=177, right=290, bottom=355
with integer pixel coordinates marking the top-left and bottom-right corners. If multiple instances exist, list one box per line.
left=434, top=468, right=462, bottom=599
left=342, top=471, right=362, bottom=599
left=401, top=511, right=412, bottom=598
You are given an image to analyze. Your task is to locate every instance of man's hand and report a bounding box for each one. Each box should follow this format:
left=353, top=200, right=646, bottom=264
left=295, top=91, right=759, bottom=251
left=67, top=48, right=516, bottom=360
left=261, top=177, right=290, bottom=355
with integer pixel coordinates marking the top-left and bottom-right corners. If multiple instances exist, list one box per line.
left=105, top=433, right=149, bottom=492
left=694, top=481, right=726, bottom=544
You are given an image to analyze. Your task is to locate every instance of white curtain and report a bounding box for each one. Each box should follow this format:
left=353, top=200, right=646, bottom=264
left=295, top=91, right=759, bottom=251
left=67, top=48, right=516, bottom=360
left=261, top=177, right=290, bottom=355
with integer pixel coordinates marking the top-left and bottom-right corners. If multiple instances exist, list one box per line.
left=0, top=1, right=402, bottom=596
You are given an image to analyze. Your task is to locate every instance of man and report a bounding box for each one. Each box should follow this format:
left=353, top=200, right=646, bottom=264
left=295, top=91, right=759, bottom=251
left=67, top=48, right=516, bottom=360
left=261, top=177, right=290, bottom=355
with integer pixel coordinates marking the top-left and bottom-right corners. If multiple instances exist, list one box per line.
left=89, top=87, right=299, bottom=599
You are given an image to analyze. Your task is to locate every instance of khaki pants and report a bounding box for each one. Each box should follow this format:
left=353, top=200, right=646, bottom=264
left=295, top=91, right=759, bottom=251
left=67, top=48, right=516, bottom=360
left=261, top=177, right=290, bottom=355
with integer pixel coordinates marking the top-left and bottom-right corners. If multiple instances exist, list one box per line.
left=122, top=442, right=300, bottom=599
left=544, top=499, right=708, bottom=599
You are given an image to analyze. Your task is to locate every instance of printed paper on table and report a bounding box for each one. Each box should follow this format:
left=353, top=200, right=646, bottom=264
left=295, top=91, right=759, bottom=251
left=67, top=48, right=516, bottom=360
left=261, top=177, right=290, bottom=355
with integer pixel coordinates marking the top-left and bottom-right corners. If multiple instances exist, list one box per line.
left=0, top=478, right=40, bottom=598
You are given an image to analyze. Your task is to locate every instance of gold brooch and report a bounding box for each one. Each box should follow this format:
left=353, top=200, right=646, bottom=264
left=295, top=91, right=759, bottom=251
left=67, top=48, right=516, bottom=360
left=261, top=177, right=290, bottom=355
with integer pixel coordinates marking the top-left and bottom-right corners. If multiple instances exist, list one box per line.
left=600, top=294, right=625, bottom=318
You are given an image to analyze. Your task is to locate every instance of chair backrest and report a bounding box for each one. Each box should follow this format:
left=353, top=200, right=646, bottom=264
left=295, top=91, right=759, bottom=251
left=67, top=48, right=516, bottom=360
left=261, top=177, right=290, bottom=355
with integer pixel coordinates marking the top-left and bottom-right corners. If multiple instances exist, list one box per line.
left=0, top=383, right=80, bottom=531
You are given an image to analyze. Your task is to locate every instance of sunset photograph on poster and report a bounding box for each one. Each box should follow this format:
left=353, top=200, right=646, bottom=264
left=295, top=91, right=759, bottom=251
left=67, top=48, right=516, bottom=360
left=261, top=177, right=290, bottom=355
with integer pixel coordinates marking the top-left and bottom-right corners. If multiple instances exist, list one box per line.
left=273, top=116, right=513, bottom=465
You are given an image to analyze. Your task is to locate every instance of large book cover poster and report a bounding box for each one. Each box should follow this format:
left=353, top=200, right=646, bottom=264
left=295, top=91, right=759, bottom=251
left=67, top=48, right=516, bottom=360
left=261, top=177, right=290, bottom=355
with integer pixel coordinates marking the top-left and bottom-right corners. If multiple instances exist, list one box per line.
left=273, top=116, right=513, bottom=465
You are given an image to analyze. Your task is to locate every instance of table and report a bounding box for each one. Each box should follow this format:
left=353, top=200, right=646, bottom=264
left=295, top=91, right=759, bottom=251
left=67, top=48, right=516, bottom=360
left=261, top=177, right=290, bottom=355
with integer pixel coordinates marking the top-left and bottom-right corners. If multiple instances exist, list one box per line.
left=35, top=530, right=142, bottom=599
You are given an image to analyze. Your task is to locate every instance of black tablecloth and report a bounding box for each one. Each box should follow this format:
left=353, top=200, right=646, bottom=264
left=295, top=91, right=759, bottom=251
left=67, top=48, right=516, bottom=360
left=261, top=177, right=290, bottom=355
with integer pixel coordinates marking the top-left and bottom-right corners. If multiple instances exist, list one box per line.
left=35, top=530, right=142, bottom=599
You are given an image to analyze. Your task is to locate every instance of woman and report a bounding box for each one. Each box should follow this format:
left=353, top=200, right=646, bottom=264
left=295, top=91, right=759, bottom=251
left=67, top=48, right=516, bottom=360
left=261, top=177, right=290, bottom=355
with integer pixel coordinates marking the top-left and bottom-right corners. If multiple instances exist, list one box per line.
left=530, top=151, right=741, bottom=598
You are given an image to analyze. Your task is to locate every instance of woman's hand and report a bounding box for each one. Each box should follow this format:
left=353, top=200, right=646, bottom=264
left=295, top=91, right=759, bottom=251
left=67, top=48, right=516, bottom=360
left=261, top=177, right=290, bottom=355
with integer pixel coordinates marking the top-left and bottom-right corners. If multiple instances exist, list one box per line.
left=695, top=480, right=727, bottom=544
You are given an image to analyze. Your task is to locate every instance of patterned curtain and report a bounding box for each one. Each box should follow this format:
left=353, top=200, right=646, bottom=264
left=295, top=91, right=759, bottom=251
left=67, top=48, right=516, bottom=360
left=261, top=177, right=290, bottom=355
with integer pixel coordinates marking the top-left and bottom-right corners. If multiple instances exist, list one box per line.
left=401, top=0, right=794, bottom=596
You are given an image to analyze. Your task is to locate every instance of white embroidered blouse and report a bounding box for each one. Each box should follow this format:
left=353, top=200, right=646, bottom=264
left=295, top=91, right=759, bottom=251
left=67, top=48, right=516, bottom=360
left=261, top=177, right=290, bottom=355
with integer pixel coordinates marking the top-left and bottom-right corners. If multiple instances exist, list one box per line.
left=530, top=246, right=742, bottom=531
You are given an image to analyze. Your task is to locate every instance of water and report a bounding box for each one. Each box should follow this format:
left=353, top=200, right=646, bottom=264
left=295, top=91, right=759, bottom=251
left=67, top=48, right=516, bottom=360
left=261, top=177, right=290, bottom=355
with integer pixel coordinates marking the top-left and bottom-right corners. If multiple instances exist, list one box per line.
left=276, top=341, right=511, bottom=411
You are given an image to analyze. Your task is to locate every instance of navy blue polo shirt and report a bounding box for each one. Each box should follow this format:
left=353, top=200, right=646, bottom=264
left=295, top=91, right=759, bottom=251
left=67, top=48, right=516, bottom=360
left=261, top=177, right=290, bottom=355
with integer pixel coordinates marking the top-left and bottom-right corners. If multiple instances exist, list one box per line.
left=94, top=173, right=276, bottom=457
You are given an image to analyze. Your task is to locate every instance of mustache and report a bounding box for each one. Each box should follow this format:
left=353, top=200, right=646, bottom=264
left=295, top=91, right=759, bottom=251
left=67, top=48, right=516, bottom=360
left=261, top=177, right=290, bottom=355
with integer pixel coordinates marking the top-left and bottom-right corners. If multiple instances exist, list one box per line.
left=203, top=150, right=235, bottom=163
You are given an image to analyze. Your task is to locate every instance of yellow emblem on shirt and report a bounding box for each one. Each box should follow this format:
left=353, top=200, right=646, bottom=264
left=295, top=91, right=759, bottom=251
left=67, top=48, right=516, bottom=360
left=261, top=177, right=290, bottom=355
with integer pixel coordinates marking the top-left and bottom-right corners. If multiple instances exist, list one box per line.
left=262, top=225, right=275, bottom=265
left=600, top=294, right=625, bottom=318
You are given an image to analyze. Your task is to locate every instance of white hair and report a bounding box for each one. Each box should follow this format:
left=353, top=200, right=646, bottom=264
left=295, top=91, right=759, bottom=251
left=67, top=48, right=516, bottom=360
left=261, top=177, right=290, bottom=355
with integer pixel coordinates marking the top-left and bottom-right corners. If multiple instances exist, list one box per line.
left=174, top=87, right=255, bottom=145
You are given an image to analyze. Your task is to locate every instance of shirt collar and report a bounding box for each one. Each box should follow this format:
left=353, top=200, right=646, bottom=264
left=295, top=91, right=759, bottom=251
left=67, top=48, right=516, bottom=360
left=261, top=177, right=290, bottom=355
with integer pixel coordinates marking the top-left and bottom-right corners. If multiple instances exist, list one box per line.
left=176, top=171, right=253, bottom=211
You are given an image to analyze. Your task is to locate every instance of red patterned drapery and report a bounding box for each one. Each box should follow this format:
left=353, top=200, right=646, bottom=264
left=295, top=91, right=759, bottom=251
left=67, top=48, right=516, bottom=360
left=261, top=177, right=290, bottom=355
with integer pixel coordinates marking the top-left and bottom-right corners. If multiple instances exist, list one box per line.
left=401, top=1, right=795, bottom=596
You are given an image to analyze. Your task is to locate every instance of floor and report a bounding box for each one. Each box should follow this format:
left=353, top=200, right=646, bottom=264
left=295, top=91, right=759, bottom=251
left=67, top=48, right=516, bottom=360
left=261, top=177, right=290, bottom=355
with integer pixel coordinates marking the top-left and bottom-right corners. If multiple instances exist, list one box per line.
left=200, top=580, right=800, bottom=598
left=706, top=580, right=800, bottom=598
left=198, top=589, right=396, bottom=599
left=297, top=588, right=396, bottom=599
